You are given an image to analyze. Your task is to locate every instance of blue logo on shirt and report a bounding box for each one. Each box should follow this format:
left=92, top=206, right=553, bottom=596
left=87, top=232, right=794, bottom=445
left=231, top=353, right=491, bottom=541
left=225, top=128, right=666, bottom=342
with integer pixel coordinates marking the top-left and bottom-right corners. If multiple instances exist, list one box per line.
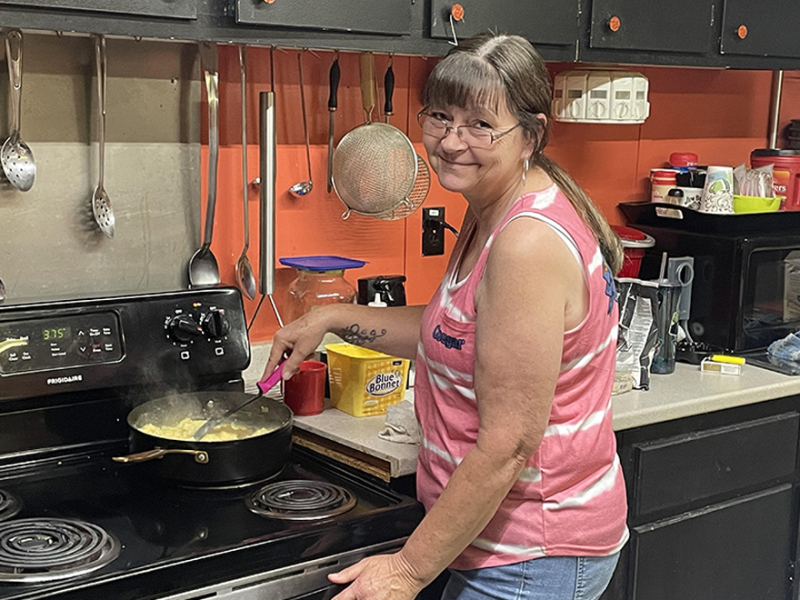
left=432, top=325, right=466, bottom=350
left=603, top=262, right=617, bottom=315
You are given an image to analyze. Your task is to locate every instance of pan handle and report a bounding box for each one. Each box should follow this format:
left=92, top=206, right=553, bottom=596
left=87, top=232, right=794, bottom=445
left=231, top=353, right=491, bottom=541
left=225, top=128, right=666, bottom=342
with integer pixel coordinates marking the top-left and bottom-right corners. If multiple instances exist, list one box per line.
left=112, top=448, right=210, bottom=464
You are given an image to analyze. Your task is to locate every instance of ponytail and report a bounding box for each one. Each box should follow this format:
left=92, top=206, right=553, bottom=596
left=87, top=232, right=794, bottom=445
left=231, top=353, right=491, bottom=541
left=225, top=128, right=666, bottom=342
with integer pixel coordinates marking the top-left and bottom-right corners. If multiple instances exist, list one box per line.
left=535, top=154, right=624, bottom=275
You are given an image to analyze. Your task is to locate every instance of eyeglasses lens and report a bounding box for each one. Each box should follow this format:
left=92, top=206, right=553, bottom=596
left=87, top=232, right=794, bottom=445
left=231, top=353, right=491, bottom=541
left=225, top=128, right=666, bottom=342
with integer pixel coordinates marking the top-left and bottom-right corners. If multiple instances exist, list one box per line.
left=419, top=115, right=492, bottom=149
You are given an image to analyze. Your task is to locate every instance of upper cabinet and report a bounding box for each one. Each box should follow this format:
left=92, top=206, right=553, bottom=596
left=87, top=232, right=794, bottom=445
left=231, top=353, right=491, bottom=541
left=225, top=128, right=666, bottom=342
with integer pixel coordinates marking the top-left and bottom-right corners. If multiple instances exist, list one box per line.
left=429, top=0, right=577, bottom=47
left=3, top=0, right=800, bottom=68
left=589, top=0, right=714, bottom=54
left=720, top=0, right=800, bottom=59
left=0, top=0, right=197, bottom=19
left=235, top=0, right=411, bottom=35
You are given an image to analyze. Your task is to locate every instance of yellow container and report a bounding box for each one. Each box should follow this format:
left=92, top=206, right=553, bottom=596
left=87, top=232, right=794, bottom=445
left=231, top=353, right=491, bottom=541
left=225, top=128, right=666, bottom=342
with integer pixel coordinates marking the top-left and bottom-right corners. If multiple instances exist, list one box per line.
left=733, top=194, right=782, bottom=214
left=325, top=343, right=410, bottom=417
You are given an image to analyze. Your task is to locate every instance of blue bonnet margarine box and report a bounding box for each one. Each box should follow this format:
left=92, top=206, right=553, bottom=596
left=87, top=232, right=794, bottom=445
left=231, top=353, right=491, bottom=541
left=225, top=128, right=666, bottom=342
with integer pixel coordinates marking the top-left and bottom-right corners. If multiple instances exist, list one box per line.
left=325, top=343, right=410, bottom=417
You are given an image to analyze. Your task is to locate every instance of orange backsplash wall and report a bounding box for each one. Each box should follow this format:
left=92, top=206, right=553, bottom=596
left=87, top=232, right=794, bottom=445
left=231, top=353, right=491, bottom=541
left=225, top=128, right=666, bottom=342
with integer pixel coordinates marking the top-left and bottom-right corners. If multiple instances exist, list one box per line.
left=203, top=45, right=776, bottom=342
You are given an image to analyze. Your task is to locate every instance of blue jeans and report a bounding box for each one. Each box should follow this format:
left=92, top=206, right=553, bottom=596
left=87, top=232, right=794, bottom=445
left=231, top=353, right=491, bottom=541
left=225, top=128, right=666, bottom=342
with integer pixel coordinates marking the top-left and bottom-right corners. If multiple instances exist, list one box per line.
left=441, top=553, right=620, bottom=600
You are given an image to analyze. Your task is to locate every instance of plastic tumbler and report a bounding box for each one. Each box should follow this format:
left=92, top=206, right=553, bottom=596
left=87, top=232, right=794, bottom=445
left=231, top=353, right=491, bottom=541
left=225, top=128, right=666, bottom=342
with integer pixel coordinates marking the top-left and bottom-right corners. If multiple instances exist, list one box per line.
left=651, top=281, right=681, bottom=374
left=284, top=360, right=327, bottom=416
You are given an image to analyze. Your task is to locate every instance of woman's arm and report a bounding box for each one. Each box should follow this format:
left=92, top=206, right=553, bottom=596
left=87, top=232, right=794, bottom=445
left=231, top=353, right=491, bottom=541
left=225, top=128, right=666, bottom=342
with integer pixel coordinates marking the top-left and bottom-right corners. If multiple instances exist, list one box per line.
left=330, top=218, right=586, bottom=600
left=264, top=303, right=426, bottom=380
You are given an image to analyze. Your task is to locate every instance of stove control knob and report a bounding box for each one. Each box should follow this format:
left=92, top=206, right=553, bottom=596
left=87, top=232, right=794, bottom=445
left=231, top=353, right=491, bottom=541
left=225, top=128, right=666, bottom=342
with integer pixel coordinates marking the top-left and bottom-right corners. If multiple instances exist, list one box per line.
left=169, top=315, right=204, bottom=343
left=202, top=309, right=230, bottom=339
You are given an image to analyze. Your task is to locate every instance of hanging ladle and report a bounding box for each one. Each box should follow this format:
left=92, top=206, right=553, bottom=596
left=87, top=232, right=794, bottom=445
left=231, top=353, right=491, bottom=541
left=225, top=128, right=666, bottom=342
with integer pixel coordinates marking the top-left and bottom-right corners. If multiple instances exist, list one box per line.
left=289, top=50, right=313, bottom=197
left=235, top=45, right=256, bottom=301
left=188, top=42, right=221, bottom=288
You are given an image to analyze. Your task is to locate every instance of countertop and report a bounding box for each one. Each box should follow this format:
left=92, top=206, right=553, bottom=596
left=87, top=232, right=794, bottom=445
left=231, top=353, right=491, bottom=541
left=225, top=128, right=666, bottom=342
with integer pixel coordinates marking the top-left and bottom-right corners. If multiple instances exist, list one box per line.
left=245, top=344, right=800, bottom=478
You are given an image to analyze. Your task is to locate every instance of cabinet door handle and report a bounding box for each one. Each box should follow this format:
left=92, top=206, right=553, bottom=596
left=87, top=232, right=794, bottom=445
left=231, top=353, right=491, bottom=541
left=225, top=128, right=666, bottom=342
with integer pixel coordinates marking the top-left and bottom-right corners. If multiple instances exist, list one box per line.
left=737, top=24, right=748, bottom=39
left=608, top=16, right=621, bottom=32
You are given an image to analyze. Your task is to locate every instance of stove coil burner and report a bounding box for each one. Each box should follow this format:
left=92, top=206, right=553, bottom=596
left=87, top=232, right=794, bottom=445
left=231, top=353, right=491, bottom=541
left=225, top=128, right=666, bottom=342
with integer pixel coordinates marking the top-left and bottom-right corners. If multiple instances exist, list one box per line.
left=0, top=490, right=20, bottom=523
left=0, top=518, right=120, bottom=583
left=247, top=480, right=356, bottom=521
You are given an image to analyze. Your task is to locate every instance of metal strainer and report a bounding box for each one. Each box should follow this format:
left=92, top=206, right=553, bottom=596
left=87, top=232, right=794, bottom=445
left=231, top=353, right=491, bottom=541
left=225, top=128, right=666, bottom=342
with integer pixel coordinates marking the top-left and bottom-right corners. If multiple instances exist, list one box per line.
left=332, top=53, right=418, bottom=220
left=382, top=154, right=431, bottom=221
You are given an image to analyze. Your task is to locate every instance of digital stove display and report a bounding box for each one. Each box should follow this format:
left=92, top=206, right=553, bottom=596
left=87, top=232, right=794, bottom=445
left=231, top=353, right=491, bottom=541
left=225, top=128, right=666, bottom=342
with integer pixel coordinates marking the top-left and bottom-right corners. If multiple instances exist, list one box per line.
left=0, top=312, right=122, bottom=375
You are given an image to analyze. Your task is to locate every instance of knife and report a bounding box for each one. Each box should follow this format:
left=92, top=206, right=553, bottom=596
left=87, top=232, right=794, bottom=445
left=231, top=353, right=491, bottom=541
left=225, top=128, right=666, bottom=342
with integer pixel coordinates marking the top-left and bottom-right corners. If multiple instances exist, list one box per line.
left=327, top=58, right=340, bottom=194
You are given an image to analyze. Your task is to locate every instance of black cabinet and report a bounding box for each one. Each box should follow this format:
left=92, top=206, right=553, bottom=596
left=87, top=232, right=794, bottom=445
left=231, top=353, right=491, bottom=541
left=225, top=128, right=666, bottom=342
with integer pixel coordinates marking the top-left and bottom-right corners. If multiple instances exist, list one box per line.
left=630, top=486, right=793, bottom=600
left=721, top=0, right=800, bottom=59
left=631, top=412, right=799, bottom=518
left=605, top=402, right=800, bottom=600
left=429, top=0, right=577, bottom=47
left=0, top=0, right=196, bottom=19
left=589, top=0, right=713, bottom=54
left=235, top=0, right=411, bottom=35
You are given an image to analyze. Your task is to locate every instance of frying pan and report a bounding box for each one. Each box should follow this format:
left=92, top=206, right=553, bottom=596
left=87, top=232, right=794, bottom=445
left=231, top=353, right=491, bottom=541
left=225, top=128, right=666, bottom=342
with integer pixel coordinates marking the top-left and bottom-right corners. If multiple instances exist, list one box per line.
left=113, top=391, right=292, bottom=487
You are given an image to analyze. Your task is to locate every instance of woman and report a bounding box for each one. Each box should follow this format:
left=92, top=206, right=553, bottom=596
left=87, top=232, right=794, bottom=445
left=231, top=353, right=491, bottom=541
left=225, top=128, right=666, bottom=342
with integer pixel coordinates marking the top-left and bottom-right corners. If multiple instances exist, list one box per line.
left=263, top=32, right=628, bottom=600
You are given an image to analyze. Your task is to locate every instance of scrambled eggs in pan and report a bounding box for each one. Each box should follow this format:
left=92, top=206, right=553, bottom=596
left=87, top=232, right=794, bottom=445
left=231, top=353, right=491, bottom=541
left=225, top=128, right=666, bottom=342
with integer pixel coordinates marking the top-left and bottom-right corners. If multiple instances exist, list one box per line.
left=139, top=417, right=273, bottom=442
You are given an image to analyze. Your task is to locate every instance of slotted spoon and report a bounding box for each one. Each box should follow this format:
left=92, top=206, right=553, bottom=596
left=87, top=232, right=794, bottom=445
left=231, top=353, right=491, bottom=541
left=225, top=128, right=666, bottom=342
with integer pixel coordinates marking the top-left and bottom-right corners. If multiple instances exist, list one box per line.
left=1, top=30, right=35, bottom=192
left=91, top=35, right=115, bottom=238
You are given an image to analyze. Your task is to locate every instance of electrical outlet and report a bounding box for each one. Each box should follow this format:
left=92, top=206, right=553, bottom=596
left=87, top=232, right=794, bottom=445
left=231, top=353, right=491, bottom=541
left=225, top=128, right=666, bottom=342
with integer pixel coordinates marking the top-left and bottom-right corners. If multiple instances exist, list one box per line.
left=422, top=207, right=445, bottom=256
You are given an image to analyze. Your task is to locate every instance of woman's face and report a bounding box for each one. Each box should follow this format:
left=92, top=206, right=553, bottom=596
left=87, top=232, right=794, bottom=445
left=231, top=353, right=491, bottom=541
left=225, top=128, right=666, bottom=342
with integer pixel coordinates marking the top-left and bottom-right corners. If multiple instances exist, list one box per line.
left=421, top=98, right=531, bottom=200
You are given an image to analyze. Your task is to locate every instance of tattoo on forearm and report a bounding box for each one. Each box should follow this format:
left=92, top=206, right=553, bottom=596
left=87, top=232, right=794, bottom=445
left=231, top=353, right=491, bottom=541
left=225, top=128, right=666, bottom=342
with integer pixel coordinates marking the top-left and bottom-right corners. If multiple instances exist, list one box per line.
left=337, top=324, right=387, bottom=346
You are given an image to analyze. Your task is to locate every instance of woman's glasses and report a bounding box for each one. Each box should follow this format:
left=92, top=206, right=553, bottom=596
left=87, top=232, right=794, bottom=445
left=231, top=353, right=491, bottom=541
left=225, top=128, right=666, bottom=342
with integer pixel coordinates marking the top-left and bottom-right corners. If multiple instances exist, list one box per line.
left=417, top=111, right=520, bottom=149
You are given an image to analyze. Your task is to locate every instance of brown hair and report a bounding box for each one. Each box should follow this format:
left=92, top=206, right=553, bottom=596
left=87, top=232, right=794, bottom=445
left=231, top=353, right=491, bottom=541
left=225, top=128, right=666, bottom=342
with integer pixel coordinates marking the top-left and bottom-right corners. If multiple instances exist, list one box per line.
left=422, top=32, right=624, bottom=274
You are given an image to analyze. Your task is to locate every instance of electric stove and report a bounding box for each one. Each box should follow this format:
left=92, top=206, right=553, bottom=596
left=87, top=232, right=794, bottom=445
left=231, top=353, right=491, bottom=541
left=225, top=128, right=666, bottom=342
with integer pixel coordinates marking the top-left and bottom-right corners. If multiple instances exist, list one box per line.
left=0, top=288, right=423, bottom=600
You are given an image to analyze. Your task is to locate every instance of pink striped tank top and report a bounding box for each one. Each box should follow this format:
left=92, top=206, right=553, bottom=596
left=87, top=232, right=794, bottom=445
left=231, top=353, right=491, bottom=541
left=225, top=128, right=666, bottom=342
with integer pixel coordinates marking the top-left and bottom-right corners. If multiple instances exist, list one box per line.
left=415, top=185, right=628, bottom=570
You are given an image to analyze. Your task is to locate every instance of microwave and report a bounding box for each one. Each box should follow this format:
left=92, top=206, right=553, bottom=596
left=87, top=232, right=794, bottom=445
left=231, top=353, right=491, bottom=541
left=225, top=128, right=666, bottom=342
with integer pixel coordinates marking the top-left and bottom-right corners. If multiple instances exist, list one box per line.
left=635, top=225, right=800, bottom=353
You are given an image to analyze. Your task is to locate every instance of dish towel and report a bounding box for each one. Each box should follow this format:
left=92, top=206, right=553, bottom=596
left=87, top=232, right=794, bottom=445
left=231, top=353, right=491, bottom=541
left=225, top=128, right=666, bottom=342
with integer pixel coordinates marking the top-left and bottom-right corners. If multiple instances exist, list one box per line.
left=378, top=400, right=420, bottom=445
left=767, top=331, right=800, bottom=375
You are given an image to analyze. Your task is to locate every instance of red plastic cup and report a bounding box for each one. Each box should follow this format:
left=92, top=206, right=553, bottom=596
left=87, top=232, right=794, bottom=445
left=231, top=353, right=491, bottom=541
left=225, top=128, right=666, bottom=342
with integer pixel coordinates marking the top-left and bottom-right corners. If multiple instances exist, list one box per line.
left=284, top=360, right=327, bottom=416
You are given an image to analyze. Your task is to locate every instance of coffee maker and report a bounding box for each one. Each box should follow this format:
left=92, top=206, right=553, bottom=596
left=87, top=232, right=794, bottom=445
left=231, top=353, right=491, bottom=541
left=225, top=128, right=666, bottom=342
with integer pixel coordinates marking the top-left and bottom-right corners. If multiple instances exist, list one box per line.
left=358, top=275, right=407, bottom=306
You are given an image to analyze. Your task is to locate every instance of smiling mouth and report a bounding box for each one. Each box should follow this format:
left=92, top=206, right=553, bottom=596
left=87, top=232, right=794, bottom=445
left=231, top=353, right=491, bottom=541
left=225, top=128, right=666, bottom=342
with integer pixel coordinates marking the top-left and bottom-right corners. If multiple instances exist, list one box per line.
left=439, top=157, right=475, bottom=167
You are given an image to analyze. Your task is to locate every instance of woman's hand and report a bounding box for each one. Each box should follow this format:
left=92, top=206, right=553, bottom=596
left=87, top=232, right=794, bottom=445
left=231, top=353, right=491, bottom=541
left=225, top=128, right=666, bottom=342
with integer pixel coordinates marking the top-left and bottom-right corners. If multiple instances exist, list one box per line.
left=329, top=552, right=426, bottom=600
left=263, top=307, right=334, bottom=381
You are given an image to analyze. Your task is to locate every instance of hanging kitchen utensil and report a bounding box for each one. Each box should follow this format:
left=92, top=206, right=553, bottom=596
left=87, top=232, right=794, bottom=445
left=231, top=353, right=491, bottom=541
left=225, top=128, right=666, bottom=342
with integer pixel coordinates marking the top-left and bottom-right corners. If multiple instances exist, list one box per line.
left=331, top=53, right=418, bottom=220
left=383, top=155, right=431, bottom=221
left=383, top=62, right=394, bottom=124
left=326, top=57, right=340, bottom=194
left=90, top=35, right=115, bottom=239
left=188, top=42, right=221, bottom=288
left=289, top=50, right=313, bottom=198
left=236, top=45, right=256, bottom=301
left=379, top=59, right=429, bottom=221
left=259, top=89, right=285, bottom=329
left=192, top=359, right=286, bottom=441
left=1, top=30, right=35, bottom=192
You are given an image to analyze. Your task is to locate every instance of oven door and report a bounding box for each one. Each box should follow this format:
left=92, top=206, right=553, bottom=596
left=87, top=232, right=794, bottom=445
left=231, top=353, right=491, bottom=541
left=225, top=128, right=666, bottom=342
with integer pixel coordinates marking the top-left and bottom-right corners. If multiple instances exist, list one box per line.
left=739, top=239, right=800, bottom=351
left=155, top=540, right=405, bottom=600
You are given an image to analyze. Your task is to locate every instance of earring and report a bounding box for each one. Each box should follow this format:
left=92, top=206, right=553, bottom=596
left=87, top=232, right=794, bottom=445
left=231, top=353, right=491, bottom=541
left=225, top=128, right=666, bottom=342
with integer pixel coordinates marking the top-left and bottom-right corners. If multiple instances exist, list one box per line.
left=521, top=158, right=530, bottom=182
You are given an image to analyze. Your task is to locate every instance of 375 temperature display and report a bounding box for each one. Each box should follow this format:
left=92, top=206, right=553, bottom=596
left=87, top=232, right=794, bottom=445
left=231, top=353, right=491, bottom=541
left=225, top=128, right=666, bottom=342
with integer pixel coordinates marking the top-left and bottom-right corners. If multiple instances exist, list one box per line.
left=42, top=327, right=71, bottom=341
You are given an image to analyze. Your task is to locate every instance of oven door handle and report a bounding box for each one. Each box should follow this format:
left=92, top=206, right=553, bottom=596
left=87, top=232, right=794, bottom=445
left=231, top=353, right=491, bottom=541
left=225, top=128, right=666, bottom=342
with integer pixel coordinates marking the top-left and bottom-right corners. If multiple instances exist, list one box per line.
left=112, top=448, right=209, bottom=464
